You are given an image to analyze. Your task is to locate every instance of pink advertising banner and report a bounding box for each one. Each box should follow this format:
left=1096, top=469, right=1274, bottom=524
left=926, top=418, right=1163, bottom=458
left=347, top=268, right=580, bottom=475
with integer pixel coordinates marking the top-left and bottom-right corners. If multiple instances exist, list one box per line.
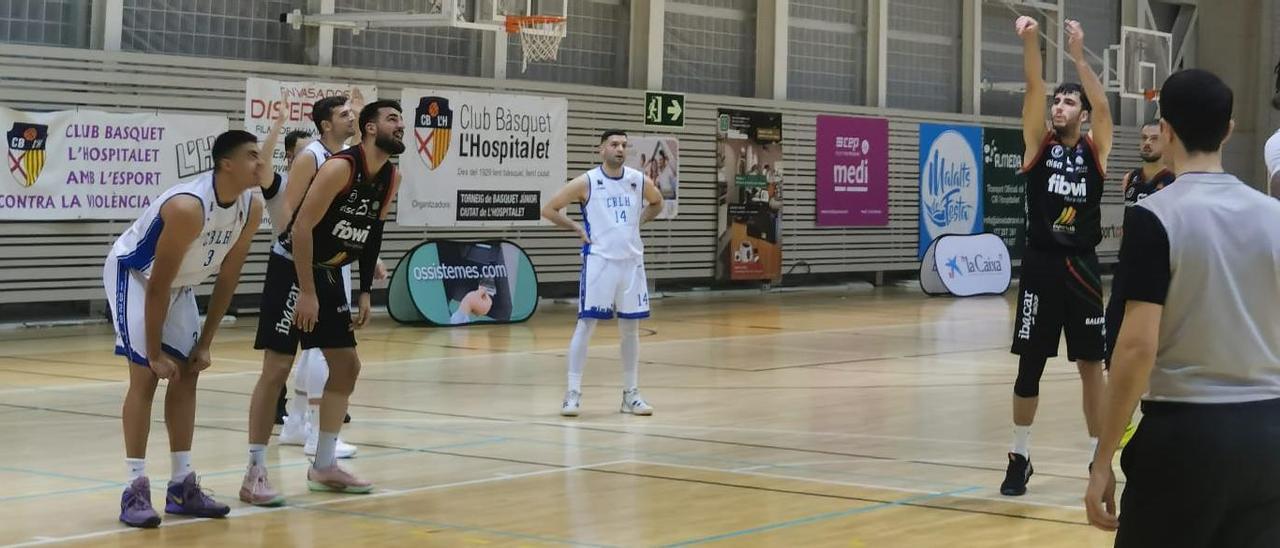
left=815, top=115, right=889, bottom=226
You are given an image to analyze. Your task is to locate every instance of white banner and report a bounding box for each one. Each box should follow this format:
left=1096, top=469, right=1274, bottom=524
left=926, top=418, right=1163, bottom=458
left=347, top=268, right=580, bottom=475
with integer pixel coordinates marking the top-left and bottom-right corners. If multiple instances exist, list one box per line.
left=1097, top=201, right=1125, bottom=255
left=921, top=233, right=1012, bottom=297
left=397, top=88, right=568, bottom=226
left=243, top=78, right=377, bottom=174
left=624, top=136, right=679, bottom=219
left=1, top=107, right=227, bottom=220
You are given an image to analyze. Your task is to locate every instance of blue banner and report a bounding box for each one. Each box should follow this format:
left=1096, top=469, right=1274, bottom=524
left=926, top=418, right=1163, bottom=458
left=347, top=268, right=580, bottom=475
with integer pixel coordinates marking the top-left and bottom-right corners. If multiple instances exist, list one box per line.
left=918, top=123, right=984, bottom=257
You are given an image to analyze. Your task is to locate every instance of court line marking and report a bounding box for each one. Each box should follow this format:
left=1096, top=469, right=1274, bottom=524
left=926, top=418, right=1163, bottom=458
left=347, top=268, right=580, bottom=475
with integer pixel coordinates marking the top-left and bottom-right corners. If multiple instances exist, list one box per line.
left=299, top=505, right=615, bottom=548
left=659, top=486, right=983, bottom=547
left=0, top=316, right=1004, bottom=395
left=1, top=458, right=632, bottom=548
left=632, top=460, right=1089, bottom=512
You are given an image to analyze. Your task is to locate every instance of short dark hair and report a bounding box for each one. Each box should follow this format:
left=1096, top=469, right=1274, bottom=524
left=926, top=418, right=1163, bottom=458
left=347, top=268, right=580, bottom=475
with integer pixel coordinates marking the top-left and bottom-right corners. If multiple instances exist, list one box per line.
left=359, top=100, right=402, bottom=134
left=211, top=130, right=257, bottom=168
left=311, top=95, right=349, bottom=134
left=600, top=129, right=627, bottom=144
left=1053, top=82, right=1092, bottom=112
left=1160, top=69, right=1233, bottom=153
left=284, top=130, right=311, bottom=154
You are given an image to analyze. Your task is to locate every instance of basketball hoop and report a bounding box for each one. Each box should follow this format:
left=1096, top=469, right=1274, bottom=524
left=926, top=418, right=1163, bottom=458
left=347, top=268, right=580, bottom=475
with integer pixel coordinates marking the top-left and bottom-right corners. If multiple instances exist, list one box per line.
left=505, top=15, right=566, bottom=72
left=1143, top=88, right=1159, bottom=102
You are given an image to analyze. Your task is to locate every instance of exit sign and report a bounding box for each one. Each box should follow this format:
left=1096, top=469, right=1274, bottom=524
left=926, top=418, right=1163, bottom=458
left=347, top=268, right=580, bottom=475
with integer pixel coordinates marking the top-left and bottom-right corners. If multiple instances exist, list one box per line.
left=644, top=92, right=685, bottom=128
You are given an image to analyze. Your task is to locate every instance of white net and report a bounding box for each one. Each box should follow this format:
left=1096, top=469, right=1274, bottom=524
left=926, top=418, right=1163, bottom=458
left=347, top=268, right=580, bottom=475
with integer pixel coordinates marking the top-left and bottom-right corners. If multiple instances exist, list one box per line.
left=512, top=17, right=566, bottom=72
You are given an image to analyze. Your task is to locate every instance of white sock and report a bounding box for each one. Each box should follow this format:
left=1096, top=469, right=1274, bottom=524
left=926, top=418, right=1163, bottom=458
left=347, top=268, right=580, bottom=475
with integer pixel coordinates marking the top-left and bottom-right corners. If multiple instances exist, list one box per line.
left=287, top=389, right=308, bottom=421
left=248, top=444, right=267, bottom=468
left=1012, top=426, right=1032, bottom=457
left=567, top=319, right=597, bottom=392
left=619, top=319, right=640, bottom=391
left=126, top=458, right=146, bottom=481
left=1089, top=437, right=1099, bottom=457
left=303, top=349, right=330, bottom=400
left=314, top=432, right=339, bottom=469
left=169, top=451, right=192, bottom=483
left=307, top=403, right=321, bottom=435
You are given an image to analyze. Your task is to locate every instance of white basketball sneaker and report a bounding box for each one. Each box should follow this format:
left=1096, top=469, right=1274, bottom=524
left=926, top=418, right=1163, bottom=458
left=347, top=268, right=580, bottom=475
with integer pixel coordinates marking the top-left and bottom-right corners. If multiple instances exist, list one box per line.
left=277, top=413, right=311, bottom=447
left=304, top=432, right=358, bottom=459
left=620, top=388, right=653, bottom=416
left=560, top=390, right=582, bottom=417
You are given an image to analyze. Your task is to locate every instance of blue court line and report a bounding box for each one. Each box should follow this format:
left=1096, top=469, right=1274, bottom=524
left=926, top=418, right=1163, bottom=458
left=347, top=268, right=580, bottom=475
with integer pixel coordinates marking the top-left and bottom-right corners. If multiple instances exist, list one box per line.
left=0, top=438, right=508, bottom=504
left=659, top=486, right=982, bottom=547
left=0, top=465, right=119, bottom=486
left=358, top=419, right=975, bottom=492
left=300, top=505, right=618, bottom=548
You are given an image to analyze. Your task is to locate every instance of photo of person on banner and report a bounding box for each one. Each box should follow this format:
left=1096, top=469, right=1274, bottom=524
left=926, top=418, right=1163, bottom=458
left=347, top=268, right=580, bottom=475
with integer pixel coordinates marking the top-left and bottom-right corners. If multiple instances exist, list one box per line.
left=624, top=136, right=678, bottom=219
left=438, top=242, right=516, bottom=325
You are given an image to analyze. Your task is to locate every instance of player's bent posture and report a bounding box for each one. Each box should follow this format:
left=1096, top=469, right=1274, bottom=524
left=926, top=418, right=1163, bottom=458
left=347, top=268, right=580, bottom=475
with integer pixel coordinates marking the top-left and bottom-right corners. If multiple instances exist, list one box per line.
left=542, top=130, right=664, bottom=417
left=1003, top=17, right=1114, bottom=496
left=107, top=130, right=264, bottom=528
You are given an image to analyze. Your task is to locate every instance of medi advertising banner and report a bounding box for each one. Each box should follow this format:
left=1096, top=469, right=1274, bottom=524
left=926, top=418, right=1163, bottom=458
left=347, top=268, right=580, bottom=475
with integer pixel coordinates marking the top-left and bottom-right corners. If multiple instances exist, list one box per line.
left=0, top=107, right=227, bottom=220
left=387, top=240, right=539, bottom=327
left=243, top=78, right=377, bottom=174
left=918, top=123, right=984, bottom=257
left=815, top=115, right=888, bottom=226
left=397, top=89, right=568, bottom=226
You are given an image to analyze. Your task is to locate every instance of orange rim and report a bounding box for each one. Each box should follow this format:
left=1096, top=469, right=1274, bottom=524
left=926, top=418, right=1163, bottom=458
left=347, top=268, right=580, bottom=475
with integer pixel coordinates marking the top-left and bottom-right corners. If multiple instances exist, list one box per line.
left=505, top=15, right=566, bottom=33
left=1143, top=89, right=1159, bottom=102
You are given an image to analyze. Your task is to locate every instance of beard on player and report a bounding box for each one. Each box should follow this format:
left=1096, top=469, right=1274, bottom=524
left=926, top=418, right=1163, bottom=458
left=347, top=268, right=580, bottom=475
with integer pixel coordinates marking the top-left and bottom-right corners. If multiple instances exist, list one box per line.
left=375, top=125, right=405, bottom=155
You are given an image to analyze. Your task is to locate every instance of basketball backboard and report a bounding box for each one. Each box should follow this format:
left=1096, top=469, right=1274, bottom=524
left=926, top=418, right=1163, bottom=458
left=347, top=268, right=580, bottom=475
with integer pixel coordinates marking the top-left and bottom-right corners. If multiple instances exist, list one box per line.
left=1119, top=26, right=1173, bottom=100
left=281, top=0, right=565, bottom=33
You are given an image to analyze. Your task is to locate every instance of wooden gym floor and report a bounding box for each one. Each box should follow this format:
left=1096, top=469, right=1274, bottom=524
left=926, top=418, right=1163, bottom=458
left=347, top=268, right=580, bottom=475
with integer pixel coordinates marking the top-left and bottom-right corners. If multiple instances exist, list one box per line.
left=0, top=285, right=1119, bottom=547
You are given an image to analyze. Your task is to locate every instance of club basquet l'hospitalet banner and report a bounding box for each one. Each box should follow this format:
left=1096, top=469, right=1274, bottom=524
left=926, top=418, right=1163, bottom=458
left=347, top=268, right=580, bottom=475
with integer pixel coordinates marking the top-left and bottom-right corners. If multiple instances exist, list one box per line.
left=815, top=115, right=888, bottom=226
left=716, top=109, right=784, bottom=282
left=243, top=78, right=377, bottom=174
left=388, top=240, right=539, bottom=327
left=0, top=107, right=227, bottom=220
left=396, top=88, right=567, bottom=227
left=918, top=123, right=984, bottom=257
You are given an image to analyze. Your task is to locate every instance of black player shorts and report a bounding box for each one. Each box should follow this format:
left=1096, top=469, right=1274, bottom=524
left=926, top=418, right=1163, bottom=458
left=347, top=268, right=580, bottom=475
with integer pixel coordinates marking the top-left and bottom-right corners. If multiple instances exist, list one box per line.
left=1115, top=398, right=1280, bottom=547
left=1010, top=247, right=1105, bottom=361
left=254, top=251, right=355, bottom=354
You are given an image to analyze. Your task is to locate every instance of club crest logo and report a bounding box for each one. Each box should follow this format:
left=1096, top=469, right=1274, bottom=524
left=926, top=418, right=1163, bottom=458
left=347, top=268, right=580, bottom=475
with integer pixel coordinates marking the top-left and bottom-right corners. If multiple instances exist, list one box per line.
left=414, top=96, right=453, bottom=171
left=7, top=122, right=48, bottom=187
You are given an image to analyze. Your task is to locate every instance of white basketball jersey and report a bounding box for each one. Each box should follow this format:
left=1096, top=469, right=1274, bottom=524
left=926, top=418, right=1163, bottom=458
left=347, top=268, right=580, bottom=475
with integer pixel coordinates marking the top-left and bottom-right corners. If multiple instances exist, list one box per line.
left=109, top=172, right=253, bottom=288
left=581, top=166, right=645, bottom=260
left=268, top=140, right=337, bottom=249
left=263, top=172, right=291, bottom=238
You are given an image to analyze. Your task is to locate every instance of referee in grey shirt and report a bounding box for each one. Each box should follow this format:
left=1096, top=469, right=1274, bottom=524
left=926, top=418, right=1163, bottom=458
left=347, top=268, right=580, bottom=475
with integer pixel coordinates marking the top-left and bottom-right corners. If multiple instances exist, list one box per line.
left=1085, top=68, right=1280, bottom=546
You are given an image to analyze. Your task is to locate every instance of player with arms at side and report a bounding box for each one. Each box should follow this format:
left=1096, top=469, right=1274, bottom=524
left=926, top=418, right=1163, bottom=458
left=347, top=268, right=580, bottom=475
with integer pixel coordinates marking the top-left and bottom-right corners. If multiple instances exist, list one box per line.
left=1003, top=17, right=1114, bottom=496
left=271, top=90, right=375, bottom=457
left=241, top=100, right=403, bottom=504
left=107, top=130, right=264, bottom=527
left=542, top=130, right=665, bottom=417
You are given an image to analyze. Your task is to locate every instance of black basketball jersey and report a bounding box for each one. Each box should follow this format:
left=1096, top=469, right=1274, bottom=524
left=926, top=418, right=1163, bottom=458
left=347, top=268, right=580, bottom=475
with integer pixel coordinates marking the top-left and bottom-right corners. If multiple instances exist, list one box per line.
left=1021, top=133, right=1106, bottom=252
left=279, top=145, right=395, bottom=268
left=1122, top=167, right=1175, bottom=207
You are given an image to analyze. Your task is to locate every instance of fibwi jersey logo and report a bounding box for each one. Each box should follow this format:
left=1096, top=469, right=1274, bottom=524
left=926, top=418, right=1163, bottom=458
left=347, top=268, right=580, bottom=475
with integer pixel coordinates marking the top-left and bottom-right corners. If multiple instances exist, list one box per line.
left=414, top=96, right=453, bottom=170
left=7, top=122, right=48, bottom=187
